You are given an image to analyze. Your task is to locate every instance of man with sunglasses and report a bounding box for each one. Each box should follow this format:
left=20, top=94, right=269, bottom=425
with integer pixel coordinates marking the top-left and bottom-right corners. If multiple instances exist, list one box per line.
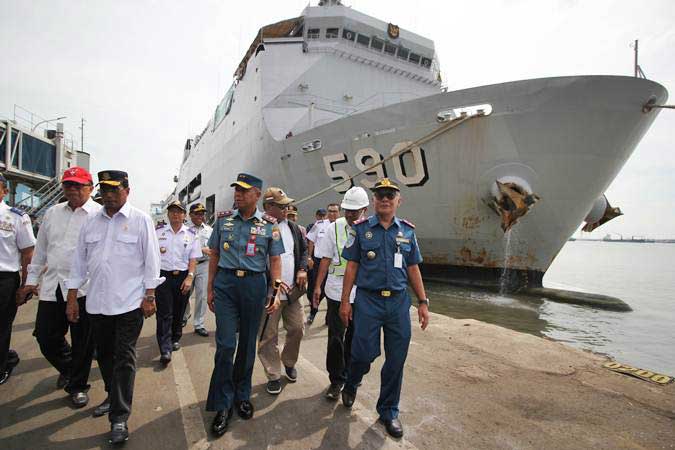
left=20, top=167, right=101, bottom=406
left=313, top=186, right=369, bottom=400
left=339, top=178, right=430, bottom=439
left=206, top=173, right=284, bottom=437
left=65, top=170, right=164, bottom=445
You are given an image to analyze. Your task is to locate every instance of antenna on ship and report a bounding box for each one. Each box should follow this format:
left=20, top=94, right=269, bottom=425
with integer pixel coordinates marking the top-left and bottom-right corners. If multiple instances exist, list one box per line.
left=630, top=39, right=646, bottom=79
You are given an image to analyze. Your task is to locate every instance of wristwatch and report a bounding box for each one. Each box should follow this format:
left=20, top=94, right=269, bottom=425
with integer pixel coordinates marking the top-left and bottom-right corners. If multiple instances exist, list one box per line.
left=187, top=272, right=195, bottom=277
left=418, top=298, right=430, bottom=306
left=145, top=295, right=156, bottom=302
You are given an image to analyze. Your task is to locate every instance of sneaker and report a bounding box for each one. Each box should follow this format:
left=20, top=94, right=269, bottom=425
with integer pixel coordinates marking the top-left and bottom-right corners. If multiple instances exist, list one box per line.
left=284, top=366, right=297, bottom=383
left=266, top=379, right=282, bottom=395
left=109, top=422, right=129, bottom=445
left=325, top=383, right=344, bottom=400
left=306, top=312, right=316, bottom=325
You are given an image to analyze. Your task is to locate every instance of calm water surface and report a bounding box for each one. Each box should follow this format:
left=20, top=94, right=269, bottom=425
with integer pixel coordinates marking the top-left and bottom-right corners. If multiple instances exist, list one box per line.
left=428, top=241, right=675, bottom=375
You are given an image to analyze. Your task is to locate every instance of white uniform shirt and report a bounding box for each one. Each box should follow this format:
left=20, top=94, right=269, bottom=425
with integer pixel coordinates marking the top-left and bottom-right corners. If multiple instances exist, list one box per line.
left=0, top=201, right=36, bottom=272
left=278, top=219, right=295, bottom=300
left=307, top=219, right=331, bottom=257
left=315, top=220, right=356, bottom=303
left=26, top=198, right=102, bottom=301
left=190, top=222, right=213, bottom=262
left=65, top=202, right=165, bottom=315
left=156, top=223, right=202, bottom=271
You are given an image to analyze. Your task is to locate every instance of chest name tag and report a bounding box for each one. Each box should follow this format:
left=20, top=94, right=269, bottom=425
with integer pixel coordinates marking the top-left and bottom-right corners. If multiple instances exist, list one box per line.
left=394, top=252, right=403, bottom=268
left=246, top=240, right=257, bottom=257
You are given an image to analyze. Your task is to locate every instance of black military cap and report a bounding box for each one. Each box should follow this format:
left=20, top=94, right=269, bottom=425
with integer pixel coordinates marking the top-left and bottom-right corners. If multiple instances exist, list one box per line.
left=190, top=203, right=207, bottom=213
left=230, top=173, right=263, bottom=190
left=370, top=177, right=400, bottom=192
left=98, top=170, right=129, bottom=188
left=166, top=200, right=186, bottom=212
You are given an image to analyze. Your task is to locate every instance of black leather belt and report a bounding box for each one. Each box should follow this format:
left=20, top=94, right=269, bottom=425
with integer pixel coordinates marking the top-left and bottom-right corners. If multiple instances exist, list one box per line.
left=221, top=268, right=263, bottom=278
left=161, top=269, right=187, bottom=277
left=361, top=288, right=404, bottom=298
left=0, top=271, right=19, bottom=279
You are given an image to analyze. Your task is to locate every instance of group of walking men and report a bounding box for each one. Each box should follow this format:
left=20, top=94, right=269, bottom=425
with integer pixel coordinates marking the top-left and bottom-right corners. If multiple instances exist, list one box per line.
left=0, top=166, right=430, bottom=445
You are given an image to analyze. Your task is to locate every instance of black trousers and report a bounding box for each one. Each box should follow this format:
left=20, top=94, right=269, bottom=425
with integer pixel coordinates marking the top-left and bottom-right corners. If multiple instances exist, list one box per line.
left=325, top=297, right=354, bottom=385
left=156, top=270, right=189, bottom=354
left=90, top=308, right=144, bottom=423
left=308, top=256, right=326, bottom=316
left=0, top=272, right=20, bottom=373
left=35, top=286, right=94, bottom=393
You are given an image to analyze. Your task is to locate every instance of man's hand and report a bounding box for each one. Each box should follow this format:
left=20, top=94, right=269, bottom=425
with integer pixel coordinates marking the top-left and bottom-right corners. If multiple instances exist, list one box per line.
left=181, top=276, right=193, bottom=294
left=296, top=270, right=307, bottom=290
left=278, top=281, right=291, bottom=295
left=16, top=285, right=38, bottom=306
left=202, top=247, right=211, bottom=257
left=207, top=287, right=215, bottom=313
left=265, top=294, right=281, bottom=315
left=418, top=303, right=430, bottom=330
left=141, top=297, right=156, bottom=318
left=307, top=258, right=314, bottom=271
left=66, top=298, right=80, bottom=323
left=339, top=301, right=352, bottom=327
left=312, top=288, right=322, bottom=309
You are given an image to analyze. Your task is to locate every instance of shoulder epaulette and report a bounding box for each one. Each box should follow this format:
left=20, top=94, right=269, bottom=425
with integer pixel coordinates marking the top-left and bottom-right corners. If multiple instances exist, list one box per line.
left=401, top=218, right=416, bottom=229
left=188, top=228, right=197, bottom=235
left=10, top=207, right=27, bottom=216
left=262, top=213, right=277, bottom=224
left=353, top=216, right=369, bottom=226
left=217, top=210, right=233, bottom=218
left=155, top=223, right=164, bottom=230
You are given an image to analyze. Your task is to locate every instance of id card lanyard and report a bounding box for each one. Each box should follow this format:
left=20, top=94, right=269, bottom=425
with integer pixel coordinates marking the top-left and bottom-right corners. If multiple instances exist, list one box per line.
left=394, top=242, right=403, bottom=268
left=246, top=234, right=257, bottom=257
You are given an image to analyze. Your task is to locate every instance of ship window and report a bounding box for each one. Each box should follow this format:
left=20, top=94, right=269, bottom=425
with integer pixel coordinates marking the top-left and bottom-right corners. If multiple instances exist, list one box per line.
left=384, top=41, right=397, bottom=56
left=421, top=57, right=432, bottom=68
left=179, top=188, right=187, bottom=203
left=214, top=83, right=235, bottom=130
left=370, top=37, right=384, bottom=51
left=188, top=173, right=201, bottom=203
left=409, top=53, right=421, bottom=64
left=342, top=28, right=356, bottom=41
left=307, top=28, right=320, bottom=39
left=397, top=47, right=409, bottom=60
left=356, top=34, right=370, bottom=46
left=205, top=194, right=215, bottom=224
left=326, top=28, right=339, bottom=39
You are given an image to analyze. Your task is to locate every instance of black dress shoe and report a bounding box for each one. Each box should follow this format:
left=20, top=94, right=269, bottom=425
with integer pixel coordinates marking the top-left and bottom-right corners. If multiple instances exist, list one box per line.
left=109, top=422, right=129, bottom=445
left=93, top=397, right=111, bottom=417
left=56, top=373, right=70, bottom=390
left=211, top=408, right=233, bottom=437
left=379, top=417, right=404, bottom=438
left=70, top=391, right=89, bottom=408
left=235, top=400, right=254, bottom=420
left=284, top=365, right=297, bottom=383
left=194, top=327, right=209, bottom=337
left=172, top=342, right=181, bottom=351
left=0, top=370, right=11, bottom=385
left=341, top=390, right=356, bottom=408
left=160, top=352, right=172, bottom=365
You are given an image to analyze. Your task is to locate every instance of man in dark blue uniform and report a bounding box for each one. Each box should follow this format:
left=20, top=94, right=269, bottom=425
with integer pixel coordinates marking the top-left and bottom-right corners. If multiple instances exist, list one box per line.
left=206, top=173, right=285, bottom=437
left=339, top=177, right=430, bottom=438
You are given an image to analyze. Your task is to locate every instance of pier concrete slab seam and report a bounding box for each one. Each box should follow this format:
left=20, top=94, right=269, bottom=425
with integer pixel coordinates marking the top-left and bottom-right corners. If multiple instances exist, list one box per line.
left=171, top=347, right=211, bottom=450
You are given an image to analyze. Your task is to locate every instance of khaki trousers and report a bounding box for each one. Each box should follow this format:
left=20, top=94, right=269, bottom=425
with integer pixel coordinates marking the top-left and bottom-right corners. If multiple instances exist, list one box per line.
left=258, top=297, right=306, bottom=381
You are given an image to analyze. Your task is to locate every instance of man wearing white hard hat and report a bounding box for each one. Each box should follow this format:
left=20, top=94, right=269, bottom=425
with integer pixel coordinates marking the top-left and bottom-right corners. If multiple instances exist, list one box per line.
left=312, top=186, right=368, bottom=400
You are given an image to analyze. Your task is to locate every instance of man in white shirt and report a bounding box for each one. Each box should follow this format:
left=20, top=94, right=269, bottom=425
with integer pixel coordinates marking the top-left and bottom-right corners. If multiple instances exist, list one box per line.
left=185, top=202, right=212, bottom=337
left=155, top=200, right=201, bottom=365
left=20, top=167, right=101, bottom=406
left=306, top=204, right=340, bottom=324
left=0, top=172, right=35, bottom=386
left=313, top=187, right=368, bottom=400
left=66, top=170, right=164, bottom=445
left=258, top=188, right=308, bottom=395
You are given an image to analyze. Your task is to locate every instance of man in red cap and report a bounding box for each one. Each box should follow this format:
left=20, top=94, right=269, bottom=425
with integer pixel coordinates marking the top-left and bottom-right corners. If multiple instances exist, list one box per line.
left=18, top=166, right=102, bottom=407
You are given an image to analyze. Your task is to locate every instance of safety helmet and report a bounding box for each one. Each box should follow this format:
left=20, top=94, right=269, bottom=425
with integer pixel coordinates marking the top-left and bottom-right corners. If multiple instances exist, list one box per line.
left=341, top=186, right=369, bottom=210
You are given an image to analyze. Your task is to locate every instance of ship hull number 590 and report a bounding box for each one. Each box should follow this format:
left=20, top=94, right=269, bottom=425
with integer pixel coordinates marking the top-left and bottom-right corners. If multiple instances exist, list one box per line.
left=322, top=142, right=429, bottom=193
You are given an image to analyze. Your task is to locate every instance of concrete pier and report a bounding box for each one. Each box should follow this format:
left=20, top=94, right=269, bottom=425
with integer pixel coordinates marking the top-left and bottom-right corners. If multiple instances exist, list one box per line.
left=1, top=298, right=673, bottom=449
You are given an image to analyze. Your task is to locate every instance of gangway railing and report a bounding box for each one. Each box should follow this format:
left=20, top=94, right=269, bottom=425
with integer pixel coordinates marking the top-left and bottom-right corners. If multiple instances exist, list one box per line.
left=14, top=176, right=64, bottom=217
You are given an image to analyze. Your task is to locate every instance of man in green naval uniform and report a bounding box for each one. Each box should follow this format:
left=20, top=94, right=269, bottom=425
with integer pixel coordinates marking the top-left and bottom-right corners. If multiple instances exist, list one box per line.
left=206, top=173, right=285, bottom=437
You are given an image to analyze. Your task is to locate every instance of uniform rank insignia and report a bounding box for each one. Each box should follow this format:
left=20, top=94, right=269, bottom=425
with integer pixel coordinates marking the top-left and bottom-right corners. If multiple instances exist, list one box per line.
left=401, top=218, right=416, bottom=228
left=262, top=213, right=277, bottom=224
left=217, top=210, right=233, bottom=218
left=9, top=207, right=26, bottom=216
left=353, top=216, right=369, bottom=226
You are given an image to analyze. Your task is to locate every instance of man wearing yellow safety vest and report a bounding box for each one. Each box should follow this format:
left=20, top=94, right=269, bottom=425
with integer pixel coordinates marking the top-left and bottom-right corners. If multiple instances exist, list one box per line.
left=312, top=187, right=369, bottom=400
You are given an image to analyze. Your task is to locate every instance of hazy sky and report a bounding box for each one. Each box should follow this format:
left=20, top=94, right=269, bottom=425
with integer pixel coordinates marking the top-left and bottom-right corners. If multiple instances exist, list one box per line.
left=2, top=0, right=673, bottom=237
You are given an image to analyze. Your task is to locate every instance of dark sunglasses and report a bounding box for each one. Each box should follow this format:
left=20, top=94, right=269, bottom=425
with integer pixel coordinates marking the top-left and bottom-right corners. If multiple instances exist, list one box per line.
left=374, top=190, right=397, bottom=200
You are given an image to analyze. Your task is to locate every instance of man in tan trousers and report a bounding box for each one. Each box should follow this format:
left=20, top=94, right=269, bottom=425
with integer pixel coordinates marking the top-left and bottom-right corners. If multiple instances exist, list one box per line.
left=258, top=188, right=308, bottom=394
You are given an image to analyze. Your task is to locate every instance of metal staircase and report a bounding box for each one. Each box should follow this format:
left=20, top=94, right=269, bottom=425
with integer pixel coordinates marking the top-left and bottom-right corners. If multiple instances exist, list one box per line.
left=14, top=177, right=64, bottom=218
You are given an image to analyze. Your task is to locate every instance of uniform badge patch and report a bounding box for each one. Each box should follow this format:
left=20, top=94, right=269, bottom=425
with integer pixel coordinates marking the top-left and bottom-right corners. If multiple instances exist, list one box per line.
left=272, top=226, right=281, bottom=241
left=365, top=231, right=373, bottom=240
left=223, top=242, right=230, bottom=251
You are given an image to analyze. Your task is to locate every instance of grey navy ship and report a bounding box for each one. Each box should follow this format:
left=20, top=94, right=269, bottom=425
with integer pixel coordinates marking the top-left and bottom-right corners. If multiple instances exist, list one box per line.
left=170, top=0, right=668, bottom=290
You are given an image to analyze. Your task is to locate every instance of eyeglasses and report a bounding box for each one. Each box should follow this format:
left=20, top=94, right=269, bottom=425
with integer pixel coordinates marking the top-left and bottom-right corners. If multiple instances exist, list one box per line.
left=62, top=181, right=87, bottom=189
left=327, top=209, right=340, bottom=213
left=374, top=190, right=397, bottom=200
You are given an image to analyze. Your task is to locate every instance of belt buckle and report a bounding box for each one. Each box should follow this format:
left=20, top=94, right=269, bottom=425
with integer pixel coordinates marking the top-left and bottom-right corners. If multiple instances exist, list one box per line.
left=381, top=290, right=391, bottom=297
left=235, top=270, right=246, bottom=278
left=172, top=270, right=179, bottom=276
